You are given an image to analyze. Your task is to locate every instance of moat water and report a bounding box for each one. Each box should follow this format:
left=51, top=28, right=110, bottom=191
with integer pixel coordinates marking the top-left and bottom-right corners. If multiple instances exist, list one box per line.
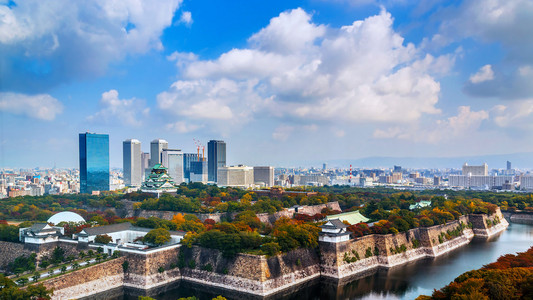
left=121, top=222, right=533, bottom=300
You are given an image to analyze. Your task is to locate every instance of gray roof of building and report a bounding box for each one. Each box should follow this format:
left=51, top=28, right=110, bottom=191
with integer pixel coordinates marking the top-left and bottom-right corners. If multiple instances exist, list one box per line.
left=320, top=219, right=349, bottom=229
left=30, top=223, right=48, bottom=232
left=81, top=222, right=133, bottom=236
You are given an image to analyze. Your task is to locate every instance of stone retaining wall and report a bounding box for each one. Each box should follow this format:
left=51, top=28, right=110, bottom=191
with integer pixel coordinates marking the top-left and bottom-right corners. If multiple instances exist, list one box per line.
left=180, top=247, right=321, bottom=296
left=319, top=209, right=507, bottom=280
left=503, top=210, right=533, bottom=225
left=0, top=240, right=81, bottom=272
left=0, top=241, right=32, bottom=271
left=19, top=209, right=509, bottom=299
left=40, top=257, right=125, bottom=300
left=119, top=200, right=341, bottom=224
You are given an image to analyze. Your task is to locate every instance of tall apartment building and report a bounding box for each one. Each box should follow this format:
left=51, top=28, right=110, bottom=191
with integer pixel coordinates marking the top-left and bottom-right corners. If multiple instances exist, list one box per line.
left=208, top=140, right=226, bottom=182
left=449, top=175, right=513, bottom=189
left=217, top=165, right=254, bottom=188
left=79, top=132, right=109, bottom=194
left=253, top=166, right=274, bottom=187
left=462, top=163, right=488, bottom=176
left=123, top=139, right=142, bottom=187
left=300, top=174, right=329, bottom=186
left=150, top=139, right=168, bottom=168
left=162, top=149, right=184, bottom=184
left=449, top=175, right=469, bottom=187
left=391, top=172, right=403, bottom=183
left=521, top=175, right=533, bottom=190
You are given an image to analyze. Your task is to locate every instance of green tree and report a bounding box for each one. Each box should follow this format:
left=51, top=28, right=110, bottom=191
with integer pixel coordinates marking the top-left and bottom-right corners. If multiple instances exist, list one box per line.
left=122, top=261, right=129, bottom=272
left=261, top=242, right=281, bottom=257
left=15, top=277, right=28, bottom=286
left=94, top=234, right=113, bottom=244
left=31, top=271, right=40, bottom=282
left=51, top=246, right=65, bottom=264
left=143, top=228, right=171, bottom=246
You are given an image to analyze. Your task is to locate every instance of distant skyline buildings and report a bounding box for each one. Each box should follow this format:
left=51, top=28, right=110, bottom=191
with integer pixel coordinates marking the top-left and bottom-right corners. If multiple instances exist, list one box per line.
left=208, top=140, right=226, bottom=182
left=79, top=133, right=109, bottom=194
left=462, top=163, right=488, bottom=176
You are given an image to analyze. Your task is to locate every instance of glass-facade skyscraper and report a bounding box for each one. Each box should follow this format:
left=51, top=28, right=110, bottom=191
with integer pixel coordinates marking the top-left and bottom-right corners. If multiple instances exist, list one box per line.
left=207, top=140, right=226, bottom=182
left=183, top=153, right=198, bottom=183
left=79, top=133, right=110, bottom=194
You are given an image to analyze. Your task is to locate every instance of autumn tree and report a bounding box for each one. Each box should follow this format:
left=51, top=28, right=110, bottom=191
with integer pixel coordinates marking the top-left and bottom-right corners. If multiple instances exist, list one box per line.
left=143, top=228, right=171, bottom=246
left=94, top=234, right=113, bottom=244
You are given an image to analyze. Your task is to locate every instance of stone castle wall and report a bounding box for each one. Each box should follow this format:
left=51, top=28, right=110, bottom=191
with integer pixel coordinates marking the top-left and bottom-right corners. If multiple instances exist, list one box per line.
left=298, top=202, right=341, bottom=215
left=503, top=210, right=533, bottom=225
left=41, top=257, right=125, bottom=300
left=319, top=211, right=506, bottom=279
left=180, top=246, right=321, bottom=296
left=119, top=200, right=341, bottom=224
left=0, top=240, right=81, bottom=272
left=17, top=209, right=509, bottom=299
left=0, top=241, right=32, bottom=271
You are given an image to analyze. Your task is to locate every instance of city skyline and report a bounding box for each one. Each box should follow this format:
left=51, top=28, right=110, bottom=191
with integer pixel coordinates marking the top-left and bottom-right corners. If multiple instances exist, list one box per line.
left=2, top=0, right=533, bottom=169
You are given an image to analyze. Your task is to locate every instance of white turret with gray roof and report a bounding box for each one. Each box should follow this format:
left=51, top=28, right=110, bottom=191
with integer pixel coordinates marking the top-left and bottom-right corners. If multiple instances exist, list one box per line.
left=319, top=219, right=351, bottom=243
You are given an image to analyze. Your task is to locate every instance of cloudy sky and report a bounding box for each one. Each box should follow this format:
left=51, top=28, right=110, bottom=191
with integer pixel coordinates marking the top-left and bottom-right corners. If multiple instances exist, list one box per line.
left=1, top=0, right=533, bottom=168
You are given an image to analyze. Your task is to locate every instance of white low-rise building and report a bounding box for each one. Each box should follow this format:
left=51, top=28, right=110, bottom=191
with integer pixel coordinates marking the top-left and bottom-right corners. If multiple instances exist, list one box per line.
left=319, top=219, right=350, bottom=243
left=19, top=223, right=64, bottom=244
left=75, top=222, right=185, bottom=246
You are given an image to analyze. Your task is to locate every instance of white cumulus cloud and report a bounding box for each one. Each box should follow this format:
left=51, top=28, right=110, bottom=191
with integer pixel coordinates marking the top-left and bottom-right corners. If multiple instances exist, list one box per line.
left=373, top=106, right=489, bottom=143
left=179, top=11, right=193, bottom=26
left=158, top=8, right=452, bottom=136
left=0, top=92, right=63, bottom=120
left=87, top=90, right=149, bottom=127
left=0, top=0, right=182, bottom=92
left=470, top=65, right=494, bottom=83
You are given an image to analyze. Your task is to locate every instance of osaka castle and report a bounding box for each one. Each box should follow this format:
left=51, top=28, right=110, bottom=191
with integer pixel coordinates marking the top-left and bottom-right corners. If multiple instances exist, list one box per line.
left=140, top=164, right=178, bottom=195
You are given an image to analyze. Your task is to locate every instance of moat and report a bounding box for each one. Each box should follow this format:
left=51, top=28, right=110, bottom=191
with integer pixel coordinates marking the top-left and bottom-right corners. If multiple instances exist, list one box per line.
left=116, top=222, right=533, bottom=300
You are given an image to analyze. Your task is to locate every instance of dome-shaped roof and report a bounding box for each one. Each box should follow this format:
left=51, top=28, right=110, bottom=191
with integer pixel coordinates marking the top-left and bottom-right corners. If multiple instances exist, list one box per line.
left=47, top=211, right=85, bottom=224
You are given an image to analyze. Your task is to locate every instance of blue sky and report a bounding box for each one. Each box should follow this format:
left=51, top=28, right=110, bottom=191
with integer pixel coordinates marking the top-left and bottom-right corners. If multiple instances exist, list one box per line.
left=1, top=0, right=533, bottom=169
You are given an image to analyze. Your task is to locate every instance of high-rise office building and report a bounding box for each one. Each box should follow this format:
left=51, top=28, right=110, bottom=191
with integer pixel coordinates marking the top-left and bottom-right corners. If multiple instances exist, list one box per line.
left=190, top=161, right=208, bottom=183
left=208, top=140, right=226, bottom=182
left=183, top=153, right=198, bottom=183
left=123, top=139, right=142, bottom=187
left=162, top=149, right=184, bottom=184
left=217, top=165, right=254, bottom=188
left=507, top=161, right=512, bottom=170
left=150, top=139, right=168, bottom=168
left=79, top=133, right=109, bottom=194
left=141, top=152, right=150, bottom=181
left=254, top=166, right=274, bottom=187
